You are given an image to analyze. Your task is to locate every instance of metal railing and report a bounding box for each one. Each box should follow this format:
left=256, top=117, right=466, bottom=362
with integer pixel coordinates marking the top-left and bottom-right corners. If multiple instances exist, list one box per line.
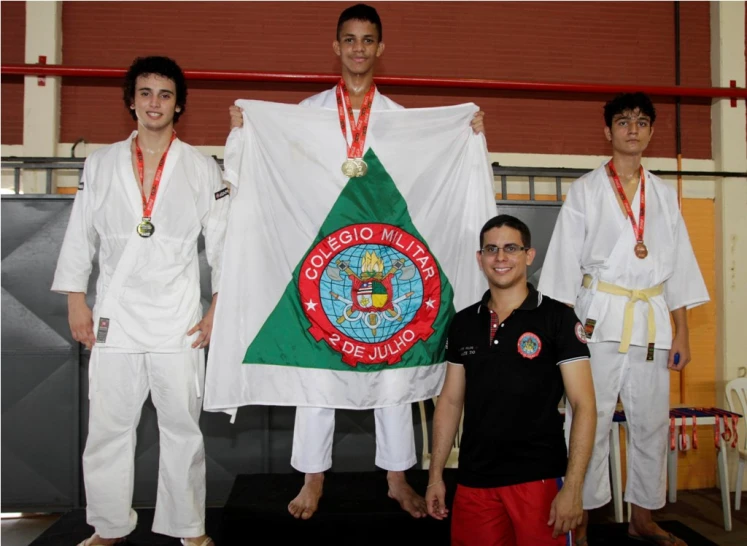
left=2, top=156, right=745, bottom=199
left=1, top=157, right=85, bottom=195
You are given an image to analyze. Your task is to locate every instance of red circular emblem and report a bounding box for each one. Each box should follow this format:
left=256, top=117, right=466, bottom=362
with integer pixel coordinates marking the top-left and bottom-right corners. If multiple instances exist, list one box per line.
left=517, top=332, right=542, bottom=360
left=575, top=322, right=588, bottom=344
left=298, top=223, right=442, bottom=367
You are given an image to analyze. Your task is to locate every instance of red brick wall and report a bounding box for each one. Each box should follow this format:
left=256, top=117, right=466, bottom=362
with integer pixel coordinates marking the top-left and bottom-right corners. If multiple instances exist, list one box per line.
left=59, top=1, right=712, bottom=158
left=1, top=1, right=25, bottom=145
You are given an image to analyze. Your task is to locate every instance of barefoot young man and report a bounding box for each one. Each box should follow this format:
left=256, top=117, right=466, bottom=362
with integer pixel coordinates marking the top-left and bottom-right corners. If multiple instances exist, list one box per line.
left=538, top=93, right=709, bottom=546
left=228, top=3, right=485, bottom=521
left=426, top=215, right=597, bottom=545
left=52, top=56, right=229, bottom=546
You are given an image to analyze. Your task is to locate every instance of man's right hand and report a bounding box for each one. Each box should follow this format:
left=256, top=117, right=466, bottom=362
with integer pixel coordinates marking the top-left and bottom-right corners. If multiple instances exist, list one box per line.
left=425, top=480, right=448, bottom=520
left=229, top=105, right=244, bottom=130
left=68, top=293, right=95, bottom=350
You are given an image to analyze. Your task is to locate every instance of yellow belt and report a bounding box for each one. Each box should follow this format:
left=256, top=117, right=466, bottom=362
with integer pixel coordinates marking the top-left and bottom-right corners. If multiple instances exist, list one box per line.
left=582, top=274, right=663, bottom=354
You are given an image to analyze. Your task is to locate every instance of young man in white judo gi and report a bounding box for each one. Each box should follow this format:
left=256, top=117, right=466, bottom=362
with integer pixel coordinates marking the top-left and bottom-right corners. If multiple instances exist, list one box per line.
left=52, top=56, right=230, bottom=546
left=538, top=92, right=709, bottom=546
left=228, top=3, right=486, bottom=521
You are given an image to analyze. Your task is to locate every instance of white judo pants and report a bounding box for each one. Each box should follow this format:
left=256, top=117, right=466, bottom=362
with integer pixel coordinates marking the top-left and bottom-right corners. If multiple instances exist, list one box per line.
left=83, top=350, right=206, bottom=539
left=565, top=342, right=670, bottom=511
left=291, top=404, right=417, bottom=473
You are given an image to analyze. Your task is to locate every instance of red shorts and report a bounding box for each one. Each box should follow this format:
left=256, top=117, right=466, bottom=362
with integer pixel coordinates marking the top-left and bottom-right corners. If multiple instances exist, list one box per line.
left=451, top=478, right=573, bottom=546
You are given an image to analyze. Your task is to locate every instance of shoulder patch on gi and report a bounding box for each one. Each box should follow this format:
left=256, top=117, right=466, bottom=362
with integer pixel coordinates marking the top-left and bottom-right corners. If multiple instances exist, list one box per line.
left=215, top=187, right=230, bottom=200
left=517, top=332, right=542, bottom=360
left=575, top=322, right=587, bottom=344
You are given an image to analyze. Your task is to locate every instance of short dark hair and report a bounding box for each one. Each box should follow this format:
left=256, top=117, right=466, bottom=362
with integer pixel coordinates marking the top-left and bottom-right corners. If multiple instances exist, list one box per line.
left=603, top=92, right=656, bottom=128
left=337, top=3, right=383, bottom=41
left=123, top=56, right=187, bottom=123
left=479, top=215, right=531, bottom=248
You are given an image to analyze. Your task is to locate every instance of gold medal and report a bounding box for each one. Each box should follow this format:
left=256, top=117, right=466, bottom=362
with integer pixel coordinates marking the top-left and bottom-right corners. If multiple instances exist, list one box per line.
left=634, top=242, right=648, bottom=259
left=137, top=218, right=155, bottom=238
left=354, top=158, right=368, bottom=177
left=342, top=159, right=359, bottom=178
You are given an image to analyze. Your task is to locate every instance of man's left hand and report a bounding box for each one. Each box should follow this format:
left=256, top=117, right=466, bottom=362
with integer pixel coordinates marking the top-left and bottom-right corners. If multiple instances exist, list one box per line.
left=667, top=333, right=691, bottom=371
left=548, top=486, right=582, bottom=539
left=188, top=294, right=218, bottom=349
left=471, top=110, right=486, bottom=134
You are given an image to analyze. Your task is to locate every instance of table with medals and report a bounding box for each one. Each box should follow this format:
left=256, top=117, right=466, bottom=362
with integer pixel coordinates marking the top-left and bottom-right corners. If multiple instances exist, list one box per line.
left=609, top=406, right=742, bottom=531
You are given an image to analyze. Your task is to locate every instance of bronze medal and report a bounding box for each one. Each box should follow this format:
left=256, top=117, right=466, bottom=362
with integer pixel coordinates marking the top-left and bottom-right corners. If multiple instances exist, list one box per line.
left=354, top=158, right=368, bottom=177
left=137, top=218, right=155, bottom=238
left=342, top=159, right=359, bottom=178
left=634, top=242, right=648, bottom=259
left=608, top=162, right=648, bottom=260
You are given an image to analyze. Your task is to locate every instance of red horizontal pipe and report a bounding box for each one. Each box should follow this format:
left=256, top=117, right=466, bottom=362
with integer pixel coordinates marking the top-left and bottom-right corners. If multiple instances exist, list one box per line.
left=2, top=63, right=746, bottom=99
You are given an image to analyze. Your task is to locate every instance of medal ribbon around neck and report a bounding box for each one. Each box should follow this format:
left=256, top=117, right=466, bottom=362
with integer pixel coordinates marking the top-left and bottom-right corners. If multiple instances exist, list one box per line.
left=608, top=160, right=646, bottom=249
left=135, top=131, right=176, bottom=222
left=335, top=79, right=375, bottom=159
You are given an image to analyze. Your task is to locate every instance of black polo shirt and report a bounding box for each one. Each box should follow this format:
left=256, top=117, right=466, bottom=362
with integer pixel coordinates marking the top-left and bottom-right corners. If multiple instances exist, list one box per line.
left=446, top=283, right=590, bottom=488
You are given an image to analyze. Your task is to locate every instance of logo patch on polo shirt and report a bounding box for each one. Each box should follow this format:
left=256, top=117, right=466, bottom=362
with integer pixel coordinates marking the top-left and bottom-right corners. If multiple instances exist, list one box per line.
left=517, top=332, right=541, bottom=359
left=575, top=322, right=587, bottom=344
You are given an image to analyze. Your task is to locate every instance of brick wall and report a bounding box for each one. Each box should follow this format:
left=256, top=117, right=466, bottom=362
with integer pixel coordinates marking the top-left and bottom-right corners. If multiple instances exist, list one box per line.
left=1, top=1, right=26, bottom=145
left=57, top=1, right=712, bottom=157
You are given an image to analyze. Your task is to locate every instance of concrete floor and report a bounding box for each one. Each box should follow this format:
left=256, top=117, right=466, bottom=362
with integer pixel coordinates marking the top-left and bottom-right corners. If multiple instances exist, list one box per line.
left=2, top=490, right=747, bottom=545
left=588, top=488, right=747, bottom=546
left=1, top=514, right=59, bottom=546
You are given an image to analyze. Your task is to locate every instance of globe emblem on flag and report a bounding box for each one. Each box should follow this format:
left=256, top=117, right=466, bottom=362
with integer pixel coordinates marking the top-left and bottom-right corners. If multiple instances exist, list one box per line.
left=320, top=244, right=424, bottom=343
left=298, top=223, right=442, bottom=367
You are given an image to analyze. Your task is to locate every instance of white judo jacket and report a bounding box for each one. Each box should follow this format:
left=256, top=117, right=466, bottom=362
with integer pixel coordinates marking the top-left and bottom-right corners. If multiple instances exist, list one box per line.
left=223, top=85, right=403, bottom=189
left=538, top=163, right=709, bottom=350
left=52, top=132, right=230, bottom=353
left=298, top=85, right=404, bottom=110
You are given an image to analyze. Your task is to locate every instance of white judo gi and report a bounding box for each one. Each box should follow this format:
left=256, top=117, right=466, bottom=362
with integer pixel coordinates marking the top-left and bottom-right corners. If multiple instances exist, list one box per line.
left=291, top=86, right=417, bottom=473
left=538, top=163, right=709, bottom=510
left=51, top=132, right=230, bottom=538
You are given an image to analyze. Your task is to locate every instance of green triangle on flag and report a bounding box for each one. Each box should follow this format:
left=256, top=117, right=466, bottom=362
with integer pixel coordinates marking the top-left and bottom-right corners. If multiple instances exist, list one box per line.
left=243, top=148, right=455, bottom=373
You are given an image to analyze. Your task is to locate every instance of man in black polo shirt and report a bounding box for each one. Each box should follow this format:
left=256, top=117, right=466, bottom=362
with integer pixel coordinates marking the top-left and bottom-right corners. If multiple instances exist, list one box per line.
left=425, top=214, right=596, bottom=546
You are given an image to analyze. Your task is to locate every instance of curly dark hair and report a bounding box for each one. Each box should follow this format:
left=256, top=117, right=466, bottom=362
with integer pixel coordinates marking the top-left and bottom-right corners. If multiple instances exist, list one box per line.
left=603, top=92, right=656, bottom=128
left=123, top=56, right=187, bottom=123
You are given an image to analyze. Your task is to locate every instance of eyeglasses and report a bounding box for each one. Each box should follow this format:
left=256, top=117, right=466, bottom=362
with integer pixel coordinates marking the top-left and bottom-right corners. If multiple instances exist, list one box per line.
left=479, top=244, right=527, bottom=256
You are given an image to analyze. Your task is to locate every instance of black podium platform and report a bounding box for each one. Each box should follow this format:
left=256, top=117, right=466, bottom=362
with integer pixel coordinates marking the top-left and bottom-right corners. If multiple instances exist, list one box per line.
left=28, top=469, right=718, bottom=545
left=222, top=469, right=454, bottom=545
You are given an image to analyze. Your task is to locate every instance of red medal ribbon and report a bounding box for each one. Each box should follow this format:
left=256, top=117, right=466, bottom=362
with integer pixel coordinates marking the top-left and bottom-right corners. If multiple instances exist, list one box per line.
left=679, top=416, right=689, bottom=450
left=134, top=131, right=177, bottom=220
left=335, top=79, right=376, bottom=159
left=669, top=417, right=676, bottom=451
left=692, top=414, right=698, bottom=449
left=608, top=161, right=646, bottom=246
left=731, top=414, right=739, bottom=448
left=722, top=415, right=732, bottom=443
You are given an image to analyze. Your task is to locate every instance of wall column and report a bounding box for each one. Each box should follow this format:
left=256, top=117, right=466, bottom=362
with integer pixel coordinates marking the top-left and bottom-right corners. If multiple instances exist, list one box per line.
left=21, top=0, right=62, bottom=193
left=710, top=1, right=747, bottom=491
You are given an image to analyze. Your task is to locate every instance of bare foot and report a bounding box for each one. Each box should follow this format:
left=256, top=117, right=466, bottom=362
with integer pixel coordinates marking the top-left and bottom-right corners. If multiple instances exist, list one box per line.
left=628, top=521, right=687, bottom=545
left=77, top=535, right=125, bottom=546
left=288, top=472, right=324, bottom=520
left=387, top=471, right=427, bottom=518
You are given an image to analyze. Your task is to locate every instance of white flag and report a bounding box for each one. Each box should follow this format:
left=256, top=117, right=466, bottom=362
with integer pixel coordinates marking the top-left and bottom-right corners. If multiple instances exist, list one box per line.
left=204, top=100, right=495, bottom=414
